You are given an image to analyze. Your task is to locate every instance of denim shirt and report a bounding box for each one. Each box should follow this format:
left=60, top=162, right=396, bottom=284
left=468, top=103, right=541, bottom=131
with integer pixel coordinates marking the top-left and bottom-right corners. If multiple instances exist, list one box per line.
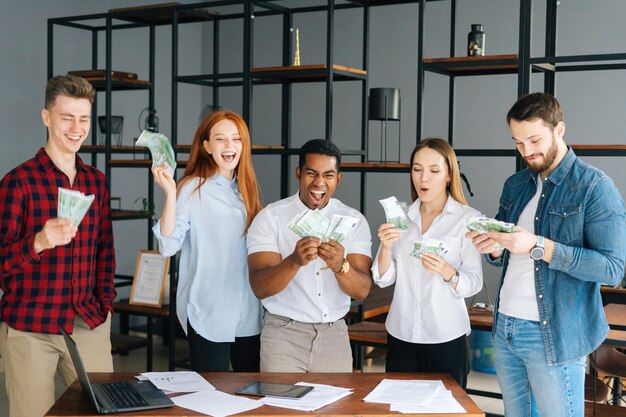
left=488, top=148, right=626, bottom=365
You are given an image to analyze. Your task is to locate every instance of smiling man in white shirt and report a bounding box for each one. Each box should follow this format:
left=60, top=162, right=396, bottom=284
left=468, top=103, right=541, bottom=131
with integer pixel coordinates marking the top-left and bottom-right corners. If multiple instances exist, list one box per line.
left=247, top=139, right=373, bottom=372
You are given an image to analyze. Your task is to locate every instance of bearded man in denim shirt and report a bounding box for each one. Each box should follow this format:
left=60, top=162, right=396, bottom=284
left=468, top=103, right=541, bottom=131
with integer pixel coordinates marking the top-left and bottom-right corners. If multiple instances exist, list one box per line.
left=467, top=92, right=626, bottom=417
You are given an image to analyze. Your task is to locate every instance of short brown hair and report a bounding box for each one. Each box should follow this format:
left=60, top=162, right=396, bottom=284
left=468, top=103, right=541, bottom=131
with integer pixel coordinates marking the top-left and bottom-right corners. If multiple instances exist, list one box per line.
left=506, top=92, right=563, bottom=129
left=45, top=75, right=95, bottom=109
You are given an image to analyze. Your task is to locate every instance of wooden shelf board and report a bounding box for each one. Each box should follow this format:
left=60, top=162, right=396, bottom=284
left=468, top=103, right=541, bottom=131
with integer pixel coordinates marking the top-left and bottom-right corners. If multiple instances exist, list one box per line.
left=174, top=144, right=286, bottom=152
left=423, top=54, right=519, bottom=75
left=80, top=145, right=148, bottom=154
left=341, top=162, right=410, bottom=173
left=111, top=210, right=151, bottom=220
left=109, top=2, right=218, bottom=25
left=251, top=64, right=367, bottom=82
left=86, top=78, right=152, bottom=91
left=114, top=300, right=170, bottom=317
left=571, top=144, right=626, bottom=150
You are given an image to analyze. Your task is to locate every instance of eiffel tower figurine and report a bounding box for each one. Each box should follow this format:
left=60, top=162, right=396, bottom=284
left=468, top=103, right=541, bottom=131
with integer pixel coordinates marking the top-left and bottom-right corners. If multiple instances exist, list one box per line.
left=293, top=28, right=301, bottom=66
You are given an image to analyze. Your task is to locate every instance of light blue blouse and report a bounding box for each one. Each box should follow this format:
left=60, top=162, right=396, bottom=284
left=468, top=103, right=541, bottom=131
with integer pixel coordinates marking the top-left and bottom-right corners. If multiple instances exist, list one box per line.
left=153, top=175, right=261, bottom=342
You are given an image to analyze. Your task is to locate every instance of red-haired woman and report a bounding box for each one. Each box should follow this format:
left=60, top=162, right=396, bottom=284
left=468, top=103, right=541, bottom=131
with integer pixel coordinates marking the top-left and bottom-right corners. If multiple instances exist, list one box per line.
left=152, top=110, right=262, bottom=372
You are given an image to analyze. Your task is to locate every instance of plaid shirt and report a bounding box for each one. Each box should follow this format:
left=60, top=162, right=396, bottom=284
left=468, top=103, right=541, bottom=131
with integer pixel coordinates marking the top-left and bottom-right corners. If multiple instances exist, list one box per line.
left=0, top=148, right=116, bottom=334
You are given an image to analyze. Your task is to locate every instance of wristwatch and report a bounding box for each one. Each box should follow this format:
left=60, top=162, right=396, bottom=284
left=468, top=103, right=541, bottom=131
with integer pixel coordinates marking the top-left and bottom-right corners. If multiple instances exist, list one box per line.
left=336, top=258, right=350, bottom=274
left=445, top=270, right=459, bottom=284
left=530, top=235, right=545, bottom=261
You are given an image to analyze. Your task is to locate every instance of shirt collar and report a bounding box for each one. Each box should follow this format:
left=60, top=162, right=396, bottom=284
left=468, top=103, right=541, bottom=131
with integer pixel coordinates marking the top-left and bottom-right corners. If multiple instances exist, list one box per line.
left=211, top=172, right=237, bottom=189
left=544, top=146, right=576, bottom=186
left=406, top=194, right=464, bottom=222
left=35, top=147, right=85, bottom=174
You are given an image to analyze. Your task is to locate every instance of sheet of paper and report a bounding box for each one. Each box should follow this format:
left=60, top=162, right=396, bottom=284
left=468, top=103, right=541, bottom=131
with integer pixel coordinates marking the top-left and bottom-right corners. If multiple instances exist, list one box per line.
left=363, top=379, right=444, bottom=407
left=261, top=382, right=353, bottom=411
left=139, top=371, right=214, bottom=393
left=172, top=389, right=262, bottom=417
left=390, top=389, right=466, bottom=414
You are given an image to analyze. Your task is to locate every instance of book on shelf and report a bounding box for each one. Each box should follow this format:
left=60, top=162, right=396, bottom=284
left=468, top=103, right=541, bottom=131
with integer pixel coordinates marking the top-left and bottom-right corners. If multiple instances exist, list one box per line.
left=68, top=69, right=138, bottom=80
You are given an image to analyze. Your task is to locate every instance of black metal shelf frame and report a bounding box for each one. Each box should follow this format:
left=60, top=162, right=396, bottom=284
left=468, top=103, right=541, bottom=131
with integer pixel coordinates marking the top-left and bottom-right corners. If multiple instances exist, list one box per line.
left=416, top=0, right=626, bottom=174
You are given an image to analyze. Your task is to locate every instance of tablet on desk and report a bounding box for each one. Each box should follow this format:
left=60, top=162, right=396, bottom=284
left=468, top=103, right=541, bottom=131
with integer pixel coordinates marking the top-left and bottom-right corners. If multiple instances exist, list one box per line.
left=235, top=381, right=313, bottom=399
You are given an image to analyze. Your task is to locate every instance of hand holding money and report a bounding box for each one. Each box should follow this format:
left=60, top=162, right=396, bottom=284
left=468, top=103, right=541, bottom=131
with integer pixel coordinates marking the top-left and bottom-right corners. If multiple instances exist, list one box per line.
left=291, top=236, right=321, bottom=266
left=466, top=216, right=515, bottom=251
left=377, top=223, right=401, bottom=250
left=33, top=218, right=77, bottom=253
left=318, top=239, right=345, bottom=272
left=57, top=187, right=95, bottom=227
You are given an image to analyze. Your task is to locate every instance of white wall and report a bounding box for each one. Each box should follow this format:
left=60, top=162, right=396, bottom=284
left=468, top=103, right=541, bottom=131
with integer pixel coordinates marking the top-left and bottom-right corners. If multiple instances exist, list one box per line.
left=1, top=0, right=625, bottom=305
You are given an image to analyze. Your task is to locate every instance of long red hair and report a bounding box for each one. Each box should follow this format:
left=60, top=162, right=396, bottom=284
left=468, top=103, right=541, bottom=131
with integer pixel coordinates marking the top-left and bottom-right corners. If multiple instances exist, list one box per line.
left=178, top=110, right=261, bottom=232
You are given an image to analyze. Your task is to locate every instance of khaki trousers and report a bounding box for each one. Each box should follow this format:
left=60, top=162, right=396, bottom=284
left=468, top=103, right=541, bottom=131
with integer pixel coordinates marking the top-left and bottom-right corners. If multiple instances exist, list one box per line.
left=260, top=311, right=352, bottom=372
left=0, top=314, right=113, bottom=417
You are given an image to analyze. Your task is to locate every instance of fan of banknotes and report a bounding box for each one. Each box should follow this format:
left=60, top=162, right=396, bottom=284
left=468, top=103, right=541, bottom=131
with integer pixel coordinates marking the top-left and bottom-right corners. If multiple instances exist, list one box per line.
left=57, top=187, right=95, bottom=227
left=466, top=216, right=515, bottom=251
left=379, top=196, right=408, bottom=230
left=136, top=130, right=177, bottom=177
left=410, top=239, right=449, bottom=259
left=288, top=209, right=359, bottom=243
left=466, top=216, right=515, bottom=233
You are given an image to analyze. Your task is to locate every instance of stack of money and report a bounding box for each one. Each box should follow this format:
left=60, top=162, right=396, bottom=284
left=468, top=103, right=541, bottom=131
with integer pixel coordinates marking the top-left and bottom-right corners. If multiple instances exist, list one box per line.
left=57, top=187, right=95, bottom=227
left=466, top=216, right=515, bottom=234
left=466, top=216, right=515, bottom=251
left=136, top=130, right=177, bottom=177
left=288, top=209, right=359, bottom=243
left=410, top=239, right=448, bottom=259
left=379, top=196, right=409, bottom=231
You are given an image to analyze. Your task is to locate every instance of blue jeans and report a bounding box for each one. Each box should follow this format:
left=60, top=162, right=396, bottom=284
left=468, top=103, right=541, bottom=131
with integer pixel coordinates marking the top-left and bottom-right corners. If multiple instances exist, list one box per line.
left=494, top=312, right=585, bottom=417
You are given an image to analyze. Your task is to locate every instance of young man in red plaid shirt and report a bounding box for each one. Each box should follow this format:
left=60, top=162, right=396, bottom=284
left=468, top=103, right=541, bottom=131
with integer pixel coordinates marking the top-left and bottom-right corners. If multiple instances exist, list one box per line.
left=0, top=75, right=116, bottom=417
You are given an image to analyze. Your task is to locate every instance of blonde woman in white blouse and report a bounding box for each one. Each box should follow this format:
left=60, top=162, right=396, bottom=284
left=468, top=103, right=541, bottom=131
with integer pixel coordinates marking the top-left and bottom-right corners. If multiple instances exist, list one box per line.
left=372, top=138, right=483, bottom=389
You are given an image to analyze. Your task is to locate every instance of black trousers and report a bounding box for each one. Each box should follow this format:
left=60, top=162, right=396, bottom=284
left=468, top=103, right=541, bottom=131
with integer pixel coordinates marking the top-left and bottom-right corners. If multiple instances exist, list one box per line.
left=187, top=320, right=260, bottom=372
left=386, top=332, right=470, bottom=390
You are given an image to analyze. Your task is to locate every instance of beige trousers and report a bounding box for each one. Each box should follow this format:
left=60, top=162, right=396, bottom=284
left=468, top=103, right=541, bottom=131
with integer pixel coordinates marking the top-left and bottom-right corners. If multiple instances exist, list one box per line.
left=260, top=311, right=353, bottom=372
left=0, top=314, right=113, bottom=417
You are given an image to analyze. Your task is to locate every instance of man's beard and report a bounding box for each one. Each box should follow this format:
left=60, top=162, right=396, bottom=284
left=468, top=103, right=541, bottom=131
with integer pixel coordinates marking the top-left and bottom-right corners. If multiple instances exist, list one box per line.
left=525, top=134, right=558, bottom=174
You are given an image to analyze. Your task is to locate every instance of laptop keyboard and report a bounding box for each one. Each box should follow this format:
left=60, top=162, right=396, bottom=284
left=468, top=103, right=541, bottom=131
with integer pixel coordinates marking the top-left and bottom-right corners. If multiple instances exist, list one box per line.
left=100, top=382, right=149, bottom=409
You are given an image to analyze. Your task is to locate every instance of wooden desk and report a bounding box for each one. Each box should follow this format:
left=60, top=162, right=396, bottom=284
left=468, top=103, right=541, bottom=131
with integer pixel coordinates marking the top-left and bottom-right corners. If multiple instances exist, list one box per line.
left=46, top=372, right=484, bottom=417
left=604, top=304, right=626, bottom=331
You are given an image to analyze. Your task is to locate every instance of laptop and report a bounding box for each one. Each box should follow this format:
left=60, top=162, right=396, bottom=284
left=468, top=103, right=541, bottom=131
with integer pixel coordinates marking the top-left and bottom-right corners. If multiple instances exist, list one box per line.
left=61, top=328, right=174, bottom=414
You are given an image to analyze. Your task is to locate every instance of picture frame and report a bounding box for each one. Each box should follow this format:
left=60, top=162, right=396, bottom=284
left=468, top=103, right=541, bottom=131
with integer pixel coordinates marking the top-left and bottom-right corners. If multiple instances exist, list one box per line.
left=129, top=250, right=170, bottom=307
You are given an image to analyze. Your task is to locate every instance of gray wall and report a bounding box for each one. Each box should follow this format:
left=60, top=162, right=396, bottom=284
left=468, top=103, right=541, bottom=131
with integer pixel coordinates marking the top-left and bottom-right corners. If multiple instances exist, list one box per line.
left=1, top=0, right=625, bottom=305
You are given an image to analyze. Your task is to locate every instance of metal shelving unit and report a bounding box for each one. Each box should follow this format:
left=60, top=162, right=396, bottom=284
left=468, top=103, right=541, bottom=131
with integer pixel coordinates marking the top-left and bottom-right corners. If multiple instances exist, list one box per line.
left=416, top=0, right=626, bottom=172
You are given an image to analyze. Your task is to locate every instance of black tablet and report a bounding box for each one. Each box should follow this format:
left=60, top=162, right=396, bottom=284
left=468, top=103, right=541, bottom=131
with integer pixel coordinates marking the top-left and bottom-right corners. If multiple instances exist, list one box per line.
left=235, top=381, right=313, bottom=399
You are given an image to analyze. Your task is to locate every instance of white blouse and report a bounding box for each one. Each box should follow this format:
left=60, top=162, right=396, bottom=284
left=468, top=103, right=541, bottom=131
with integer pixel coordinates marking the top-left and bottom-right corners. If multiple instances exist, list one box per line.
left=372, top=196, right=483, bottom=344
left=153, top=175, right=262, bottom=342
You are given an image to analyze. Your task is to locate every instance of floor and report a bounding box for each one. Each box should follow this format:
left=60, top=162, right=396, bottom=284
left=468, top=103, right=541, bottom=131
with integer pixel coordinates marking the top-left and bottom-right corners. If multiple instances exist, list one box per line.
left=0, top=335, right=504, bottom=417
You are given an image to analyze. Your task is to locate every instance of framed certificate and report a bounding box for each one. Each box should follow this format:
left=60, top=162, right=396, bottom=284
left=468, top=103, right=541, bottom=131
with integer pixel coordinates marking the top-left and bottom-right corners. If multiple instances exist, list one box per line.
left=129, top=250, right=170, bottom=307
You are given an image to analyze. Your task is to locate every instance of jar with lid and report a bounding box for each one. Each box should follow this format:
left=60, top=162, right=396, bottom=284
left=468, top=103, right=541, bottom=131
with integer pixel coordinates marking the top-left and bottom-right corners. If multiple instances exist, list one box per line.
left=468, top=24, right=485, bottom=56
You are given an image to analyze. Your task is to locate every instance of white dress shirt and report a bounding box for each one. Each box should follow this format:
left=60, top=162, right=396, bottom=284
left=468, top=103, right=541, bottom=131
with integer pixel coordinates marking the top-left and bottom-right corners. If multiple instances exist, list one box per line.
left=247, top=193, right=372, bottom=323
left=372, top=196, right=483, bottom=344
left=153, top=175, right=262, bottom=342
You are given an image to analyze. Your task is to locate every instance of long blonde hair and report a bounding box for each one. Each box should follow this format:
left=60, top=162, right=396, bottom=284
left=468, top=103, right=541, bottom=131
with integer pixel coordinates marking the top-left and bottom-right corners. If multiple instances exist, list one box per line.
left=178, top=110, right=261, bottom=232
left=409, top=138, right=467, bottom=205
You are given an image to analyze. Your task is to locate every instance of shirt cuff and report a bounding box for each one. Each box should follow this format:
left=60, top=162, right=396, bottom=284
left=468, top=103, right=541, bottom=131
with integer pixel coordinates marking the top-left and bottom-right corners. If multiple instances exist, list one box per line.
left=548, top=241, right=571, bottom=272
